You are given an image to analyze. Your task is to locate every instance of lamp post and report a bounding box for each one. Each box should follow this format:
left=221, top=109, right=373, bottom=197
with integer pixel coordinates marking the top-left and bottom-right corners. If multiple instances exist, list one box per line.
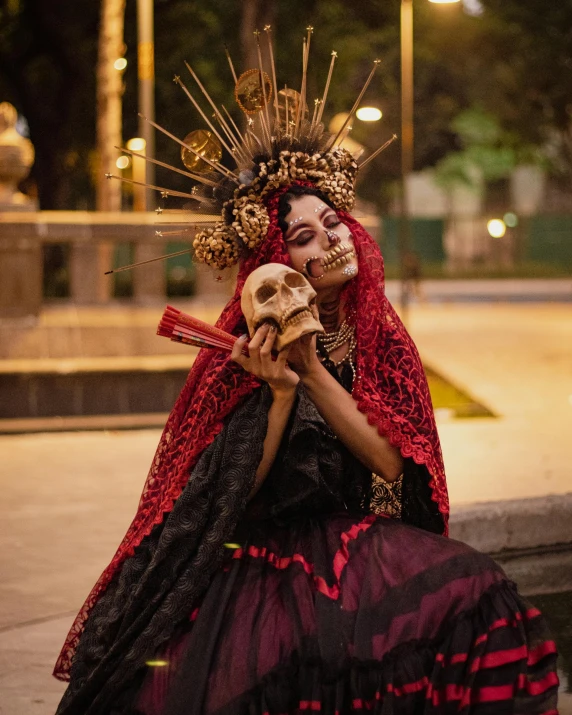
left=137, top=0, right=155, bottom=211
left=399, top=0, right=460, bottom=321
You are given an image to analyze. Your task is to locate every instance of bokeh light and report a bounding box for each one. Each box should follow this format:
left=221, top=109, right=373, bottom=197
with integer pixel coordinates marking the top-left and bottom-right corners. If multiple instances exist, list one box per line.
left=487, top=219, right=507, bottom=238
left=113, top=58, right=127, bottom=71
left=356, top=107, right=382, bottom=122
left=116, top=155, right=130, bottom=170
left=126, top=137, right=146, bottom=152
left=504, top=212, right=519, bottom=228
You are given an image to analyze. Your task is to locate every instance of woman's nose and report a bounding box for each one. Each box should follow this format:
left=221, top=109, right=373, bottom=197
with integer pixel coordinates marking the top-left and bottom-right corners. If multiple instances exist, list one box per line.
left=324, top=229, right=340, bottom=248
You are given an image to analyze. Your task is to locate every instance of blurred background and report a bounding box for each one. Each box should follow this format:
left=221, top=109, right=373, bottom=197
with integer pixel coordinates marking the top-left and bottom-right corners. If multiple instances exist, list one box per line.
left=0, top=1, right=571, bottom=713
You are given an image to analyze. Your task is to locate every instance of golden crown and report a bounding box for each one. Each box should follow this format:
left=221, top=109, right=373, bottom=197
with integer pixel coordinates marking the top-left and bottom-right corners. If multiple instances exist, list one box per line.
left=106, top=27, right=395, bottom=271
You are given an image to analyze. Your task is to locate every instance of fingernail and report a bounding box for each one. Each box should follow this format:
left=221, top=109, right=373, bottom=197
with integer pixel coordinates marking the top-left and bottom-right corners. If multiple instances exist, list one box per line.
left=269, top=325, right=277, bottom=333
left=239, top=334, right=248, bottom=340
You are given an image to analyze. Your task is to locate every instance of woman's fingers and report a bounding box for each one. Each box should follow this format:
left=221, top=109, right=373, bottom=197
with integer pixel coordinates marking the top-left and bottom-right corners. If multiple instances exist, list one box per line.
left=259, top=325, right=277, bottom=357
left=231, top=334, right=249, bottom=365
left=249, top=323, right=270, bottom=352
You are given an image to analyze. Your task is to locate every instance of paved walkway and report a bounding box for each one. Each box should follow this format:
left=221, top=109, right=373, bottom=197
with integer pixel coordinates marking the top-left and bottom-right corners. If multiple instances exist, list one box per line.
left=1, top=301, right=571, bottom=713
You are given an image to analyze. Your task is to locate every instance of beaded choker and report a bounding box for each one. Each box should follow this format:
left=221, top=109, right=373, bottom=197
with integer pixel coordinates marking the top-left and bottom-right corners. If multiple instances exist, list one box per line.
left=316, top=319, right=357, bottom=380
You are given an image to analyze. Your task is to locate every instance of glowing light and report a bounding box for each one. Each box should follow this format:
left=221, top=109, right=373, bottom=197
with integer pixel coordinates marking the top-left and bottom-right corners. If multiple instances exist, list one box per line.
left=504, top=212, right=518, bottom=228
left=116, top=155, right=130, bottom=170
left=145, top=660, right=169, bottom=667
left=568, top=395, right=572, bottom=407
left=223, top=543, right=242, bottom=549
left=126, top=137, right=146, bottom=152
left=428, top=0, right=461, bottom=3
left=487, top=219, right=507, bottom=238
left=356, top=107, right=382, bottom=122
left=114, top=58, right=127, bottom=71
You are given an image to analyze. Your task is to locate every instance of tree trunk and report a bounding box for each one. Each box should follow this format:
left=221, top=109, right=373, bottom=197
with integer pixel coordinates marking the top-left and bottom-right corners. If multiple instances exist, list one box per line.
left=96, top=0, right=125, bottom=211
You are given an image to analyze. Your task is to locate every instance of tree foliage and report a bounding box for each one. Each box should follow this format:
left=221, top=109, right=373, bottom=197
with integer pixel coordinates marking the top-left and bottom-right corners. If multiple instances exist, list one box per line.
left=0, top=0, right=571, bottom=209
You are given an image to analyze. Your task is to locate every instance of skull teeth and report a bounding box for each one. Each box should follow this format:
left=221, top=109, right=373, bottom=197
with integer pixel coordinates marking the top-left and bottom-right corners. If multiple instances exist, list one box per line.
left=280, top=307, right=312, bottom=328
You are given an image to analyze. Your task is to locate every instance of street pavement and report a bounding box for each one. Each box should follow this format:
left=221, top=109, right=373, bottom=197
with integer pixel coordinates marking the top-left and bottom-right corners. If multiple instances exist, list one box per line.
left=1, top=300, right=571, bottom=713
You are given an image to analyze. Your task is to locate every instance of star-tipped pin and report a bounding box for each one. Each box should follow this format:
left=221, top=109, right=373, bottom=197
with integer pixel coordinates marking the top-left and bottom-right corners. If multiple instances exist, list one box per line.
left=155, top=230, right=163, bottom=237
left=331, top=50, right=338, bottom=58
left=160, top=190, right=169, bottom=199
left=173, top=74, right=181, bottom=83
left=155, top=207, right=163, bottom=215
left=105, top=173, right=113, bottom=179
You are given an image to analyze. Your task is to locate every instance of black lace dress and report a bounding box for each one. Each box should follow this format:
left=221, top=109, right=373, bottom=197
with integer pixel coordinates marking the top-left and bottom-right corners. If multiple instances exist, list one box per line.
left=57, top=383, right=559, bottom=715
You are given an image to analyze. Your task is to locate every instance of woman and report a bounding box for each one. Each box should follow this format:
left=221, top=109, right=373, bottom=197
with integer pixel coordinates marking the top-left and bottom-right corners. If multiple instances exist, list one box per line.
left=54, top=180, right=559, bottom=714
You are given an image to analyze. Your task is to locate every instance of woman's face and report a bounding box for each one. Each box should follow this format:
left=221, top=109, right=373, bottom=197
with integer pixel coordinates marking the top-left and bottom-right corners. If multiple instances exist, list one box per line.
left=283, top=194, right=358, bottom=292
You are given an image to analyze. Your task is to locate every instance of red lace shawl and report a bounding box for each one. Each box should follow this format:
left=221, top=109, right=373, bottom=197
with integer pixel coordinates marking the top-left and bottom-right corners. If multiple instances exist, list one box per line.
left=54, top=187, right=448, bottom=681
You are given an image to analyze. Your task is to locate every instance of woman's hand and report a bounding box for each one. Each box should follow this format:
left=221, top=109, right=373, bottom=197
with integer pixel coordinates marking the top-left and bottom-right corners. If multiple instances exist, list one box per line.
left=285, top=332, right=322, bottom=380
left=231, top=324, right=299, bottom=396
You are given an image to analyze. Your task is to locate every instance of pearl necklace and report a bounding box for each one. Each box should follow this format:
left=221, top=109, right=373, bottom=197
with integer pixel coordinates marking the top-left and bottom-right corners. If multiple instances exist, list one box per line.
left=317, top=319, right=357, bottom=379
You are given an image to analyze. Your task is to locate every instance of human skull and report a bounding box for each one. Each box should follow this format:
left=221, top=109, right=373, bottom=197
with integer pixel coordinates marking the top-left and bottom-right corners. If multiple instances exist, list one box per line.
left=241, top=263, right=324, bottom=351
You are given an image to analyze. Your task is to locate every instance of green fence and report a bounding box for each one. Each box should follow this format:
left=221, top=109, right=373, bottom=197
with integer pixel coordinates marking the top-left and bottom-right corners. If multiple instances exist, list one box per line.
left=526, top=216, right=572, bottom=267
left=380, top=218, right=446, bottom=266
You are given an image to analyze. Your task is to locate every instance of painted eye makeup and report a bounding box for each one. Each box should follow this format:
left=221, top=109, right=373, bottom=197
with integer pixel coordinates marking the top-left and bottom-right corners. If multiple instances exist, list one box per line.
left=295, top=233, right=313, bottom=246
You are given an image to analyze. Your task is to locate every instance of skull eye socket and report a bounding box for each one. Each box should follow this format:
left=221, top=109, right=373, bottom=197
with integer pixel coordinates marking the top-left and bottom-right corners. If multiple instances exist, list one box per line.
left=284, top=272, right=307, bottom=288
left=255, top=284, right=278, bottom=303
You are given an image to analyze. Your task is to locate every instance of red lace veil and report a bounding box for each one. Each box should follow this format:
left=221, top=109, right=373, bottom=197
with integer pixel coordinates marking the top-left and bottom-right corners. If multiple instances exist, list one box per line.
left=54, top=184, right=448, bottom=681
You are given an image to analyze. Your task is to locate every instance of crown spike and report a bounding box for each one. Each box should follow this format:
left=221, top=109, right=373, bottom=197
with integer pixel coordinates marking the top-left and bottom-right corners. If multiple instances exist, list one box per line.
left=283, top=84, right=290, bottom=135
left=317, top=51, right=338, bottom=126
left=295, top=38, right=308, bottom=137
left=224, top=44, right=238, bottom=84
left=183, top=62, right=249, bottom=163
left=221, top=105, right=254, bottom=162
left=310, top=98, right=320, bottom=130
left=301, top=26, right=313, bottom=123
left=114, top=146, right=218, bottom=187
left=264, top=25, right=280, bottom=127
left=139, top=114, right=238, bottom=182
left=358, top=134, right=398, bottom=170
left=328, top=59, right=382, bottom=150
left=257, top=101, right=273, bottom=151
left=247, top=128, right=266, bottom=152
left=105, top=173, right=203, bottom=200
left=255, top=32, right=273, bottom=142
left=174, top=75, right=238, bottom=162
left=104, top=246, right=194, bottom=275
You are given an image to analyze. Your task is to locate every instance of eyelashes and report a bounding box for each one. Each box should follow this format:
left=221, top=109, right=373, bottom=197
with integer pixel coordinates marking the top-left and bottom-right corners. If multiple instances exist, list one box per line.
left=295, top=220, right=342, bottom=246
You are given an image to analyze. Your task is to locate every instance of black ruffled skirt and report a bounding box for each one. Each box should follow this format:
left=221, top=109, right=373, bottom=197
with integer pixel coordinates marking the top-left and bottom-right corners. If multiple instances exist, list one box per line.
left=135, top=514, right=559, bottom=715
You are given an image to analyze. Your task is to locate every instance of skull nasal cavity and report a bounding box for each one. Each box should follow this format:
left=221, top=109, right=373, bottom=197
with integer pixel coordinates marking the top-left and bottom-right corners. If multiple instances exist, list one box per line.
left=255, top=284, right=278, bottom=304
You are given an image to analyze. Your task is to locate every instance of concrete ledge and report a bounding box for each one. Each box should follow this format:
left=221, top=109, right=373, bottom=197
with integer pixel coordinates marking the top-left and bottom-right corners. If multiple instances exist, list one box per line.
left=492, top=544, right=572, bottom=596
left=450, top=493, right=572, bottom=552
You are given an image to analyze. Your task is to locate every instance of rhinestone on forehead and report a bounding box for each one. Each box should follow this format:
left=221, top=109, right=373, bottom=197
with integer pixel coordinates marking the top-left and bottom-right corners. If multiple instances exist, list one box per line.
left=288, top=216, right=304, bottom=227
left=314, top=204, right=325, bottom=212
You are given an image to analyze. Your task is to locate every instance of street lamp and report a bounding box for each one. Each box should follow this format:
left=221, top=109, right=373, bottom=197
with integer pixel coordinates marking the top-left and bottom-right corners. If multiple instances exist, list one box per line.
left=400, top=0, right=460, bottom=321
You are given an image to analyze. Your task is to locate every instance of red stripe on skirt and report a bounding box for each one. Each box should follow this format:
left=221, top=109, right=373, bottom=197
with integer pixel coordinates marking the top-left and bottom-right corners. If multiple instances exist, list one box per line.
left=471, top=644, right=528, bottom=671
left=528, top=640, right=558, bottom=666
left=231, top=516, right=379, bottom=601
left=332, top=515, right=376, bottom=582
left=518, top=670, right=560, bottom=696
